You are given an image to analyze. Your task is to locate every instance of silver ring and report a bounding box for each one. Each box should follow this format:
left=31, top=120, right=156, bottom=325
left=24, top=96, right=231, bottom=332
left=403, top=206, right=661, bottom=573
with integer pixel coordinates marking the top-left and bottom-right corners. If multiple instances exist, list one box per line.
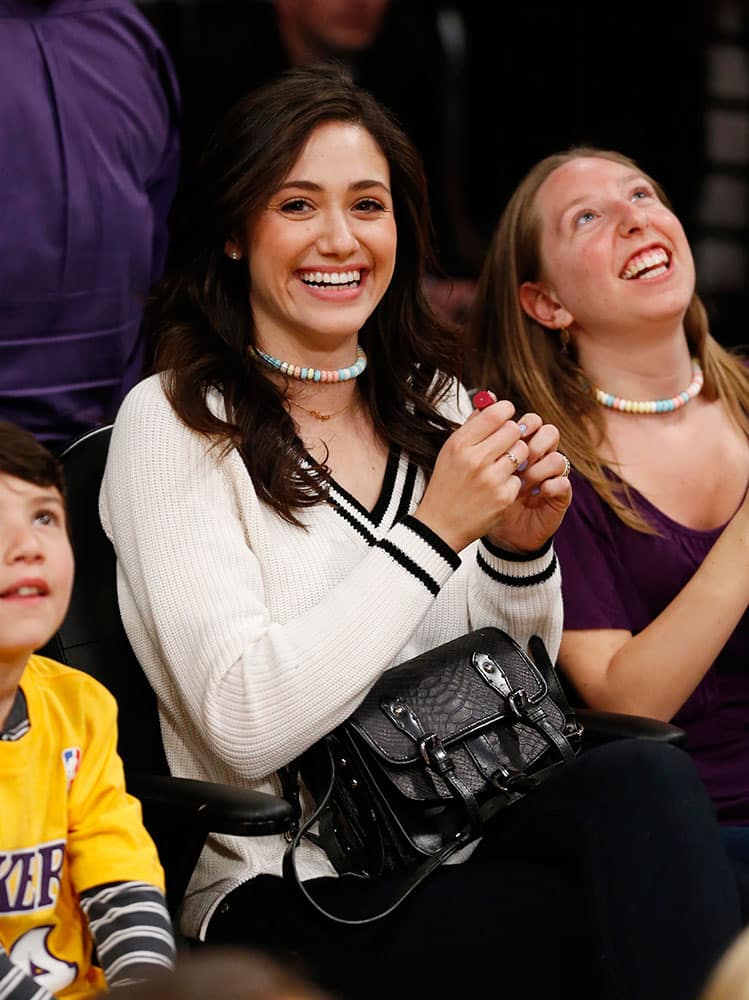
left=560, top=454, right=571, bottom=478
left=504, top=450, right=520, bottom=469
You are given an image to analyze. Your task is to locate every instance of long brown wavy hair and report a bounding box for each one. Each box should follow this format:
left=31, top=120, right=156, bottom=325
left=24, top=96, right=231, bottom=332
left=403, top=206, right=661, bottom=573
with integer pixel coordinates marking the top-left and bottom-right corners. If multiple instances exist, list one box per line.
left=464, top=146, right=749, bottom=532
left=147, top=64, right=460, bottom=523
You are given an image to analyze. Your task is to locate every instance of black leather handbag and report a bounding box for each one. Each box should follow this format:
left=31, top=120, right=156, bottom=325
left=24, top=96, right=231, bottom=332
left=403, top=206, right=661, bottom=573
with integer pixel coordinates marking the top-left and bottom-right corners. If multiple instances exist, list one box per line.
left=283, top=626, right=582, bottom=924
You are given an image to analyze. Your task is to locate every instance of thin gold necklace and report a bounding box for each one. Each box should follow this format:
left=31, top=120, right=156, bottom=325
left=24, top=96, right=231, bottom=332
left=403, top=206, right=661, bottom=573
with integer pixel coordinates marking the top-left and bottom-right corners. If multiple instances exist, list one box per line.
left=289, top=397, right=355, bottom=422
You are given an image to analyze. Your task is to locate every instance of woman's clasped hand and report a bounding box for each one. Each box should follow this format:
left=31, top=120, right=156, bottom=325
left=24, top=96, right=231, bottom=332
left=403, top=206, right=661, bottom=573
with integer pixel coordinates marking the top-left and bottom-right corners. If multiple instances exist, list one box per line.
left=414, top=396, right=571, bottom=553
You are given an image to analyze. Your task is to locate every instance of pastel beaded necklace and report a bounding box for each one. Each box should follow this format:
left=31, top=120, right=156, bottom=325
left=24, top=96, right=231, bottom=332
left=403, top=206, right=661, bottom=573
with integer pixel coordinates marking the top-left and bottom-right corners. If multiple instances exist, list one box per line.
left=251, top=344, right=367, bottom=383
left=590, top=358, right=704, bottom=414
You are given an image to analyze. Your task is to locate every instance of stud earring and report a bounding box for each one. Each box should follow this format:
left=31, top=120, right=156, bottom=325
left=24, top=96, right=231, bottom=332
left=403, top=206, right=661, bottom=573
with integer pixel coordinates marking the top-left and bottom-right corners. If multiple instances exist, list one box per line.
left=229, top=249, right=240, bottom=260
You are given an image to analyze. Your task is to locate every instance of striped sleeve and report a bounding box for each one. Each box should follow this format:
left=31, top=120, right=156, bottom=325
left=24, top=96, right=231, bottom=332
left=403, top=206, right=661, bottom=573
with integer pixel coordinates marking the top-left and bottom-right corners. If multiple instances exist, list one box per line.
left=79, top=881, right=175, bottom=989
left=375, top=515, right=461, bottom=596
left=0, top=947, right=53, bottom=1000
left=469, top=536, right=563, bottom=661
left=476, top=537, right=557, bottom=587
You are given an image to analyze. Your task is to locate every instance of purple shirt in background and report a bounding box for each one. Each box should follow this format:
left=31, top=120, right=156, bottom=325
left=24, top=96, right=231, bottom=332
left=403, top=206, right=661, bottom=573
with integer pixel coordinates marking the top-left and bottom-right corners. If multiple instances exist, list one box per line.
left=556, top=471, right=749, bottom=825
left=0, top=0, right=180, bottom=449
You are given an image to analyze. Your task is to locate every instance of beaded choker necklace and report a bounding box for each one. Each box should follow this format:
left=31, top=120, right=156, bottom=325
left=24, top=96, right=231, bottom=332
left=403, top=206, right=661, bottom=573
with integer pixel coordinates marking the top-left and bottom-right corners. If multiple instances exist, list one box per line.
left=591, top=358, right=704, bottom=414
left=251, top=344, right=367, bottom=383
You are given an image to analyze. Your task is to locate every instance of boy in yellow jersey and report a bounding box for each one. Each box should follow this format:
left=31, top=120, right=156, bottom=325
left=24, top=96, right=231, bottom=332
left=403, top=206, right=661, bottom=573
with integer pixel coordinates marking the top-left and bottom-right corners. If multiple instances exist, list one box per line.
left=0, top=421, right=175, bottom=998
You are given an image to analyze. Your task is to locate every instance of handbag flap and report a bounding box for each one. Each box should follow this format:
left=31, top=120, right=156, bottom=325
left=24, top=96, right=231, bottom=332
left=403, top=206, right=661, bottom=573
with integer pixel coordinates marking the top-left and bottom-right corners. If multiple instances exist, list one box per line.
left=349, top=627, right=555, bottom=765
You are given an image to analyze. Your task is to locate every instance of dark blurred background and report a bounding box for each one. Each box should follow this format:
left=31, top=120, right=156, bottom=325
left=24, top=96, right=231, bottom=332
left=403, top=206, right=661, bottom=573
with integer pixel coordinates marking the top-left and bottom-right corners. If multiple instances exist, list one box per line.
left=135, top=0, right=749, bottom=351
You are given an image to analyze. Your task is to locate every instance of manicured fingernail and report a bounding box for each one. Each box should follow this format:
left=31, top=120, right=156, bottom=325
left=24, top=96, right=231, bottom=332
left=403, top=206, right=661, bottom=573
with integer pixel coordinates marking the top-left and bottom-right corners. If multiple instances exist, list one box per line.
left=531, top=486, right=541, bottom=496
left=517, top=460, right=528, bottom=472
left=518, top=423, right=528, bottom=436
left=472, top=389, right=496, bottom=411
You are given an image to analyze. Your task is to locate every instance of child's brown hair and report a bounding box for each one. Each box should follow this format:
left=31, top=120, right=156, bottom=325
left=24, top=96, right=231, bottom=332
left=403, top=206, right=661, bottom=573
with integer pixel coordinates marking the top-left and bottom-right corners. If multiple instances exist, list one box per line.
left=0, top=421, right=66, bottom=500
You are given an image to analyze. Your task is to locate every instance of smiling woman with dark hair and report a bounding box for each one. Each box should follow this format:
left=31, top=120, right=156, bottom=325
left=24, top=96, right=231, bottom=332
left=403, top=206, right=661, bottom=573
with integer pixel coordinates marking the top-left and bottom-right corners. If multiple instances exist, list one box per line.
left=101, top=70, right=742, bottom=1000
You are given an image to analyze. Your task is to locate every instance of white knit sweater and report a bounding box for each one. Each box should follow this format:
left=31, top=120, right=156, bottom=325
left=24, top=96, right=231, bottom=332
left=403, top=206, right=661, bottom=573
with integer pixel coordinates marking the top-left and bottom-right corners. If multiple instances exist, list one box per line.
left=99, top=373, right=563, bottom=938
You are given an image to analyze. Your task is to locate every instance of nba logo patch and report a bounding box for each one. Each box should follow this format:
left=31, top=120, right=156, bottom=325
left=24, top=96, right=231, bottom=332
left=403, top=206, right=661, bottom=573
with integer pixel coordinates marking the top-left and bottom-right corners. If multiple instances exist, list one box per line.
left=61, top=747, right=82, bottom=790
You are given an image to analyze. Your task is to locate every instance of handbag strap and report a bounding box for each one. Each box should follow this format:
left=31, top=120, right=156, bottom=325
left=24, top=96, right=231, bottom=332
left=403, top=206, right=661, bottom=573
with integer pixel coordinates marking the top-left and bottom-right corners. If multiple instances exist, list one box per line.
left=282, top=739, right=493, bottom=926
left=282, top=740, right=572, bottom=925
left=474, top=648, right=578, bottom=764
left=281, top=634, right=580, bottom=925
left=383, top=698, right=484, bottom=833
left=528, top=635, right=581, bottom=738
left=513, top=694, right=578, bottom=762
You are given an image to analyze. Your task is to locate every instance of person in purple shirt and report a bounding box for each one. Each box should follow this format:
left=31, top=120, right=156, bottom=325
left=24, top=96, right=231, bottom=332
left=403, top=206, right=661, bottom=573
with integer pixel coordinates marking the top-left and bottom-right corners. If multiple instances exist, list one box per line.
left=0, top=0, right=180, bottom=450
left=464, top=146, right=749, bottom=872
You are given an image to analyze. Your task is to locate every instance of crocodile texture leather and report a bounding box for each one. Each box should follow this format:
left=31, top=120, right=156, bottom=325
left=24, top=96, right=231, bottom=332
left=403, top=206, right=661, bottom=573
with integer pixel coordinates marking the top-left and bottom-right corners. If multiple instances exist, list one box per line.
left=296, top=627, right=581, bottom=884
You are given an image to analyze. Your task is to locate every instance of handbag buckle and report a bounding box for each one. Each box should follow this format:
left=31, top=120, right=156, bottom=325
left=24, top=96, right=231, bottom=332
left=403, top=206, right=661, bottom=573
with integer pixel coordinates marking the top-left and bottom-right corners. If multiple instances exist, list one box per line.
left=491, top=763, right=535, bottom=794
left=508, top=688, right=530, bottom=719
left=418, top=733, right=454, bottom=777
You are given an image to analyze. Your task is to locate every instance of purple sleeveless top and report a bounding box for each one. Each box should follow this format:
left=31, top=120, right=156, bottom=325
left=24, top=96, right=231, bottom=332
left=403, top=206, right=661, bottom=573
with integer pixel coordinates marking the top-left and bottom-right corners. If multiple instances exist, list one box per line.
left=555, top=471, right=749, bottom=824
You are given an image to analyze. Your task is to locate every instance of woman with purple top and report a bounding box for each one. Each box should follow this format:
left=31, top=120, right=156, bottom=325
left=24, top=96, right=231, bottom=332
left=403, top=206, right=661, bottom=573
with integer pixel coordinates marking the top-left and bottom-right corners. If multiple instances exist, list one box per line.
left=465, top=146, right=749, bottom=865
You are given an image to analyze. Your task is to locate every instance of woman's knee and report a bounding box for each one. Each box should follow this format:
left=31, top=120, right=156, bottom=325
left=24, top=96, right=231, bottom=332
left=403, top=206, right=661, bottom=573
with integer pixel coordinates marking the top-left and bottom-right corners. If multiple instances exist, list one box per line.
left=581, top=736, right=692, bottom=776
left=578, top=738, right=711, bottom=814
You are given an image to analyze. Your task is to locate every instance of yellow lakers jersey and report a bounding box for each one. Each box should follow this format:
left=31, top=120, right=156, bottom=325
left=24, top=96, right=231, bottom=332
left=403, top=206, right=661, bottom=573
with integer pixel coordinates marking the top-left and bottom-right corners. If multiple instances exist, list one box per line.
left=0, top=655, right=165, bottom=999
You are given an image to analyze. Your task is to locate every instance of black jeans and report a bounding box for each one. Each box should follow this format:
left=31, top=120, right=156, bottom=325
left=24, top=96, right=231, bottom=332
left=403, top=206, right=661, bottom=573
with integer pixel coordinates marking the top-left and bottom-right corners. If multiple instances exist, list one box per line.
left=207, top=740, right=742, bottom=1000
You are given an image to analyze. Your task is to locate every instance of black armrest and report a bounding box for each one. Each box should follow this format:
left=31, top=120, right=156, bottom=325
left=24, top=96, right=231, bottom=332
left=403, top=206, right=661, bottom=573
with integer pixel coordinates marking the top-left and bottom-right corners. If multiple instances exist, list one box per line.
left=577, top=707, right=686, bottom=747
left=128, top=772, right=295, bottom=836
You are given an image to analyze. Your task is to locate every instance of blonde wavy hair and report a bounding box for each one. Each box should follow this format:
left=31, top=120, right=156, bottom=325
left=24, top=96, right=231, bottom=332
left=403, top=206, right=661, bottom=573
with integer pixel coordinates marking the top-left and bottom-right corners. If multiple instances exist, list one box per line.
left=464, top=147, right=749, bottom=532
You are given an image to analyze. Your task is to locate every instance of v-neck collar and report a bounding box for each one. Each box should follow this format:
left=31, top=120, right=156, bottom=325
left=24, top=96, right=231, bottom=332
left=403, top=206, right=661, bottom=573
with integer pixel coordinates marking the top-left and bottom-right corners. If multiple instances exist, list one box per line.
left=327, top=444, right=400, bottom=524
left=302, top=445, right=421, bottom=539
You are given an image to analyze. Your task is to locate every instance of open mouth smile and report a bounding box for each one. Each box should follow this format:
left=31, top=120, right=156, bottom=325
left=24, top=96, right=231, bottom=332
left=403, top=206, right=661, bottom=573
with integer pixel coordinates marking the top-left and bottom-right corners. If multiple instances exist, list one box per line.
left=299, top=269, right=362, bottom=289
left=620, top=246, right=671, bottom=281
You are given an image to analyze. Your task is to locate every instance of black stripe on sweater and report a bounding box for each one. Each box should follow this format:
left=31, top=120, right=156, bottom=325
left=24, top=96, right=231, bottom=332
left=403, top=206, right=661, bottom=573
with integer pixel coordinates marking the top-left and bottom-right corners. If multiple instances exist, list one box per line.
left=376, top=539, right=440, bottom=596
left=399, top=515, right=460, bottom=569
left=326, top=496, right=377, bottom=544
left=393, top=459, right=418, bottom=526
left=477, top=551, right=558, bottom=587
